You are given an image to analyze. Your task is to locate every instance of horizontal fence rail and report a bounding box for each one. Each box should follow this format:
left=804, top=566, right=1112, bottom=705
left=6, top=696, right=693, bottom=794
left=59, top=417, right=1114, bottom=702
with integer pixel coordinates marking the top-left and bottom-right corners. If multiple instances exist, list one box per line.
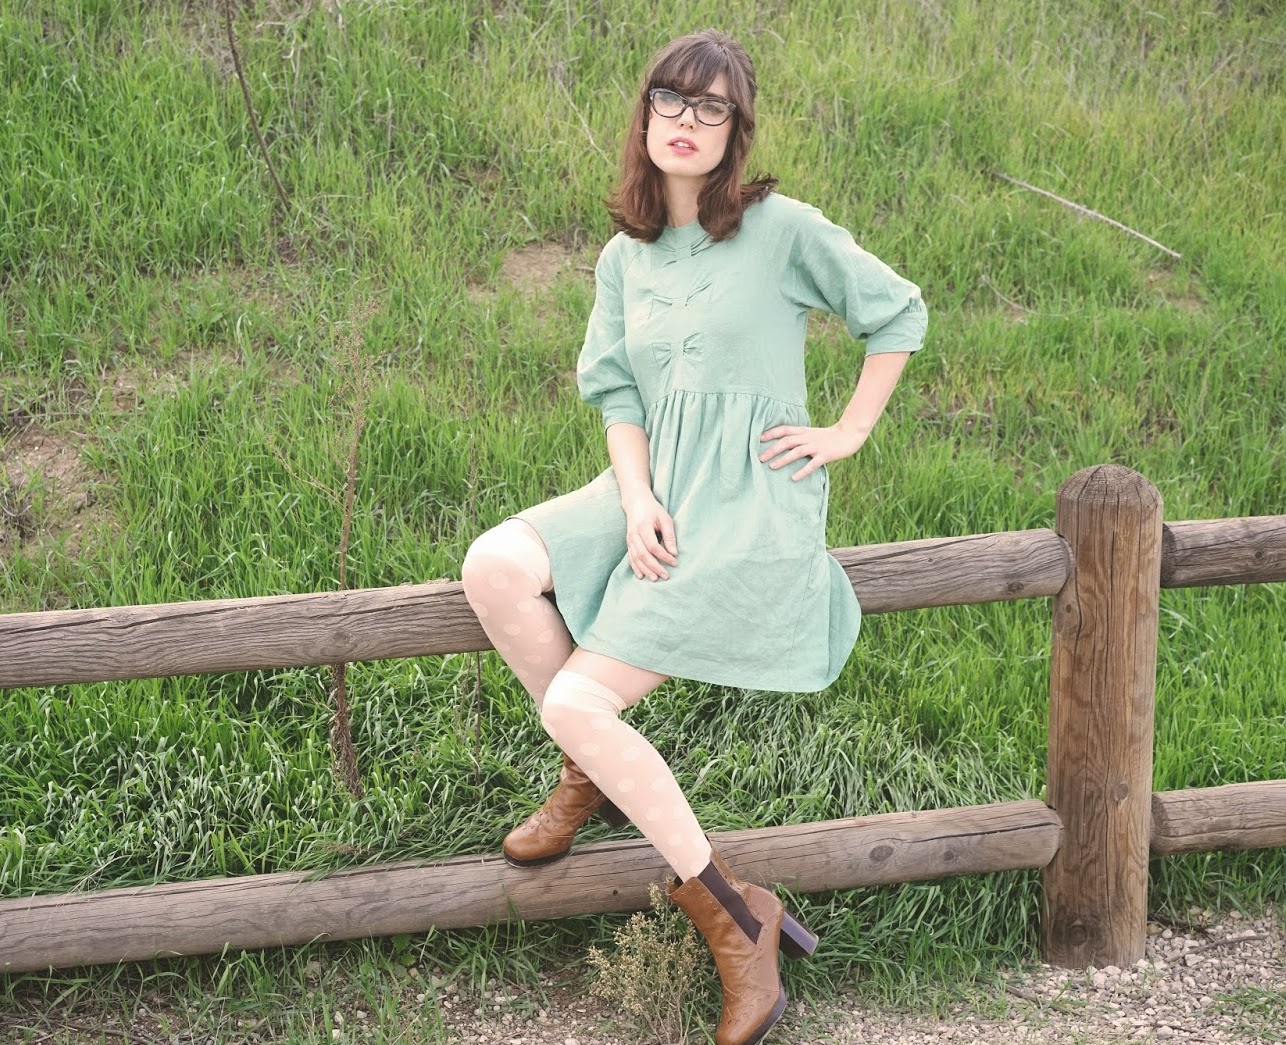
left=1151, top=781, right=1286, bottom=856
left=0, top=801, right=1063, bottom=975
left=4, top=784, right=1282, bottom=976
left=1, top=517, right=1283, bottom=690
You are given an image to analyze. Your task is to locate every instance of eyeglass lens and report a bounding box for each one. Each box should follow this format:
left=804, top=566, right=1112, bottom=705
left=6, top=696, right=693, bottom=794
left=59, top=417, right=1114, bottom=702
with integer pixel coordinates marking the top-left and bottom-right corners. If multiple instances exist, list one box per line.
left=650, top=89, right=733, bottom=126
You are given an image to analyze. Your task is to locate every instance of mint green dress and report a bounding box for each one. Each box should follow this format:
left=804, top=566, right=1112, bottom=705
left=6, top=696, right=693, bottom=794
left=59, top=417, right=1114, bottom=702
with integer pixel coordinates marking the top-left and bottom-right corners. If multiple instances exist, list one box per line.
left=508, top=192, right=927, bottom=692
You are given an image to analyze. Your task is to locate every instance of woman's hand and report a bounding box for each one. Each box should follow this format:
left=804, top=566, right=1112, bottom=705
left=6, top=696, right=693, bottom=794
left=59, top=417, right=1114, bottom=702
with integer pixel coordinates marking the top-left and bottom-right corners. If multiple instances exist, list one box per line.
left=758, top=422, right=868, bottom=481
left=621, top=491, right=678, bottom=581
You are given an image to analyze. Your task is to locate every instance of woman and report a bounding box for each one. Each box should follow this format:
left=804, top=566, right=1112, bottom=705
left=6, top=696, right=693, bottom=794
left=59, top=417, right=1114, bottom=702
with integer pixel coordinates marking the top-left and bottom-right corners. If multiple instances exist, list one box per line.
left=462, top=28, right=927, bottom=1045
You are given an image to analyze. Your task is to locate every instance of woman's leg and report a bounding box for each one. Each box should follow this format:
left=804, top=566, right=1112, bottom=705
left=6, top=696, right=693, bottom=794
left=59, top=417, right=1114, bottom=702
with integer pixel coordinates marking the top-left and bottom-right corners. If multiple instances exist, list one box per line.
left=460, top=518, right=572, bottom=710
left=540, top=649, right=714, bottom=882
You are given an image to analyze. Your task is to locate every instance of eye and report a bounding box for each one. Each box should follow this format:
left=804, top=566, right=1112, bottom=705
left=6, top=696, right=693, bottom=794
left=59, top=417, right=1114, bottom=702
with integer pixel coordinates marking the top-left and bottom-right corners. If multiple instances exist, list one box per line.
left=651, top=89, right=685, bottom=115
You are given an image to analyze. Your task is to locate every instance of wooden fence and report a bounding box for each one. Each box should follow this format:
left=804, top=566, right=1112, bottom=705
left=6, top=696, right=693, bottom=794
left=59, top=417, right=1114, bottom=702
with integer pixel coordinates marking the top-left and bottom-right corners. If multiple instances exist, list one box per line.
left=1, top=464, right=1283, bottom=976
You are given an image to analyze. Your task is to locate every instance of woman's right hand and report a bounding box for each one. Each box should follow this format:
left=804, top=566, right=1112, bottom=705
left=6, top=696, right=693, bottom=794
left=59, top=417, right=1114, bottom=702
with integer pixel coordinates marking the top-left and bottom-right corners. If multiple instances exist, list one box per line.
left=622, top=492, right=678, bottom=581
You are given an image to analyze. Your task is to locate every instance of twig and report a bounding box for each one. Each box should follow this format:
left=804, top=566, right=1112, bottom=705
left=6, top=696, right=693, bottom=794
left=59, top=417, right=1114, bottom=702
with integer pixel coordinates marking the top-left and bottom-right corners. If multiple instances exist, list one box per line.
left=553, top=75, right=607, bottom=162
left=993, top=171, right=1182, bottom=259
left=224, top=0, right=293, bottom=219
left=328, top=302, right=377, bottom=800
left=463, top=353, right=483, bottom=791
left=1187, top=932, right=1267, bottom=956
left=981, top=274, right=1073, bottom=318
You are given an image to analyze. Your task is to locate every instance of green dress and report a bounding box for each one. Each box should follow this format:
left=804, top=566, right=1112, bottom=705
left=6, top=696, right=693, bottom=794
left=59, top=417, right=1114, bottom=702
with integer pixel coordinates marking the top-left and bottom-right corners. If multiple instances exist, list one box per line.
left=509, top=192, right=927, bottom=692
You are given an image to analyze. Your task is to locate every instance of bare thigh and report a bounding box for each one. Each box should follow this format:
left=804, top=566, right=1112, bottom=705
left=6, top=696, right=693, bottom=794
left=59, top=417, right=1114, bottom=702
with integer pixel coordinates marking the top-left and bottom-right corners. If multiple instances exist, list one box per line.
left=510, top=519, right=554, bottom=594
left=563, top=648, right=670, bottom=707
left=512, top=521, right=667, bottom=700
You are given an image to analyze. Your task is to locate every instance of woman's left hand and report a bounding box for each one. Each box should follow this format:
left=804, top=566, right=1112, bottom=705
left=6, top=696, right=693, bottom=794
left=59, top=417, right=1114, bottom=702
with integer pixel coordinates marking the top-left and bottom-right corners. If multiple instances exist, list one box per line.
left=758, top=423, right=867, bottom=481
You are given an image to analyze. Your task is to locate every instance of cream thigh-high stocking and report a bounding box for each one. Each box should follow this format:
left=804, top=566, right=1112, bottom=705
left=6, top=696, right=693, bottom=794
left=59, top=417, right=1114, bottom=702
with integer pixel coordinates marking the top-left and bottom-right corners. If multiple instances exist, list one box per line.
left=540, top=669, right=713, bottom=882
left=460, top=519, right=572, bottom=709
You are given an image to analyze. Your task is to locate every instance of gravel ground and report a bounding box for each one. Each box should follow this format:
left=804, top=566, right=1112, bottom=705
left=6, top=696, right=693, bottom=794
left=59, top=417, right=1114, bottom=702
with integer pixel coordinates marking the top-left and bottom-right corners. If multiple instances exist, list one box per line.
left=429, top=907, right=1284, bottom=1045
left=5, top=908, right=1280, bottom=1043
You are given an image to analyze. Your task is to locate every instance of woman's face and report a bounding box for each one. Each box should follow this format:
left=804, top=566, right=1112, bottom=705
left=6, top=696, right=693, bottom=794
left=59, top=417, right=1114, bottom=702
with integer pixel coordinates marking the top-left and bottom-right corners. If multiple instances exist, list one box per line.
left=644, top=72, right=734, bottom=186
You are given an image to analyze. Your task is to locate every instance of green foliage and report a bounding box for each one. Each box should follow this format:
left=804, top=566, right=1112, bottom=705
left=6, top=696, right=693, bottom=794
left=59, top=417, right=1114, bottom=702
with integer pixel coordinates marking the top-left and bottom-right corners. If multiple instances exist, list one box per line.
left=0, top=0, right=1282, bottom=1035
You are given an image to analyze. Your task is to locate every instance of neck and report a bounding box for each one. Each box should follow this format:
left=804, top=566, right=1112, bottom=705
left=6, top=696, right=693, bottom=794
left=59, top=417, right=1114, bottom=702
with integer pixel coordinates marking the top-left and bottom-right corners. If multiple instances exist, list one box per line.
left=663, top=175, right=705, bottom=227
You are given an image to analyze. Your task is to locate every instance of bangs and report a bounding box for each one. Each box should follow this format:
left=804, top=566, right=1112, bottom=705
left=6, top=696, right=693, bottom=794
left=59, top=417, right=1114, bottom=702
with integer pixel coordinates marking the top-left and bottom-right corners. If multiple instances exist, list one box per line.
left=650, top=44, right=734, bottom=99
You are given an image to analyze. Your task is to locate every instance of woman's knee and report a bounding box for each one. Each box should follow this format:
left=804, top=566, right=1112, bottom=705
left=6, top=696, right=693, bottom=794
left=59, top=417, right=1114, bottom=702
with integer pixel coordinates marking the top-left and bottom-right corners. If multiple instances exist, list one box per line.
left=461, top=526, right=518, bottom=598
left=461, top=521, right=550, bottom=598
left=540, top=670, right=627, bottom=739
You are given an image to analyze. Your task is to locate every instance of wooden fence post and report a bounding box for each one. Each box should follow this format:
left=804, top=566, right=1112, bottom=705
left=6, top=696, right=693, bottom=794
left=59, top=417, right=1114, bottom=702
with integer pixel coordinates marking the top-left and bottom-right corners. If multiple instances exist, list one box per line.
left=1042, top=465, right=1163, bottom=969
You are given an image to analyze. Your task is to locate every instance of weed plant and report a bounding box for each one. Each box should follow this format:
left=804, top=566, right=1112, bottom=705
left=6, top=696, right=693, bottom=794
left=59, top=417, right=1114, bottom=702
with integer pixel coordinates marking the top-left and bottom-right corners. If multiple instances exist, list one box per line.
left=0, top=0, right=1283, bottom=1040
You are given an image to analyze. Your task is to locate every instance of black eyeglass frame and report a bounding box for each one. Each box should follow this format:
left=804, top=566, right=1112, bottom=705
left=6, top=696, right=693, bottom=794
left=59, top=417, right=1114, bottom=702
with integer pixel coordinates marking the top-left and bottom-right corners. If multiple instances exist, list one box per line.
left=647, top=87, right=738, bottom=127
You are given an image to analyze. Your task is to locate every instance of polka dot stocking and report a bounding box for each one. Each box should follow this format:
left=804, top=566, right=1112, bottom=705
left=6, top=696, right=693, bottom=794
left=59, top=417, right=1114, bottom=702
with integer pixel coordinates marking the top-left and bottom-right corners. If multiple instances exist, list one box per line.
left=461, top=519, right=574, bottom=710
left=540, top=669, right=713, bottom=882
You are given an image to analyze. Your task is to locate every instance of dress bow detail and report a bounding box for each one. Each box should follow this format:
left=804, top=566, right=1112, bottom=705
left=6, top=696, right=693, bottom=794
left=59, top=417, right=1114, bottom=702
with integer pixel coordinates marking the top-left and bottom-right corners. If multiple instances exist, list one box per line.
left=653, top=332, right=703, bottom=372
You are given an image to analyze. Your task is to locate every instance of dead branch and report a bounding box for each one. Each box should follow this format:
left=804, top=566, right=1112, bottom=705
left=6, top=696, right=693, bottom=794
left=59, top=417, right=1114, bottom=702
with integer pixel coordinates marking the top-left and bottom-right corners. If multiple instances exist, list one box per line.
left=224, top=0, right=293, bottom=219
left=993, top=171, right=1182, bottom=259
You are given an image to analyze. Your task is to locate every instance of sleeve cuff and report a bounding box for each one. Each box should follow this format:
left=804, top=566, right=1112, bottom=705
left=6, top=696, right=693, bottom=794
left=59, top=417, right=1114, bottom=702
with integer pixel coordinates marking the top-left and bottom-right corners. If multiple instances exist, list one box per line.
left=600, top=388, right=647, bottom=431
left=864, top=298, right=928, bottom=354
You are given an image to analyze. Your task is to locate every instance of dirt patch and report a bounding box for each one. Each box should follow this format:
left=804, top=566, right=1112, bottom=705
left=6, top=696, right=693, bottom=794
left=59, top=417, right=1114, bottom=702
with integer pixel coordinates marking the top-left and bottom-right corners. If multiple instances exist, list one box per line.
left=0, top=425, right=107, bottom=559
left=468, top=240, right=595, bottom=304
left=1145, top=271, right=1206, bottom=313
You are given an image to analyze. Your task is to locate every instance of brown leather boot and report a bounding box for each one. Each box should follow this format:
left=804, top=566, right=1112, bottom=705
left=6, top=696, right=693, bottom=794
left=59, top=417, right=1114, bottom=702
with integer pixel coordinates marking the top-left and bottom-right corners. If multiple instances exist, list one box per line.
left=502, top=754, right=630, bottom=867
left=667, top=841, right=817, bottom=1045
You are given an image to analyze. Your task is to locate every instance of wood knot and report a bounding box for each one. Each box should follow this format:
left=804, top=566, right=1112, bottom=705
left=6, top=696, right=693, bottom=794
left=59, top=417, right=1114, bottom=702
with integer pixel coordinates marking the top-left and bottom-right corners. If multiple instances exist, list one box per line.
left=869, top=844, right=893, bottom=864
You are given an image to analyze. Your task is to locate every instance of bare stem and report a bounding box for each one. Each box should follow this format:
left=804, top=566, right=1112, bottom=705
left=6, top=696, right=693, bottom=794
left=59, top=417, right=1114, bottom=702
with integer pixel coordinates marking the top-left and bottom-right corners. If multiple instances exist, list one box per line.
left=224, top=0, right=293, bottom=220
left=993, top=171, right=1182, bottom=259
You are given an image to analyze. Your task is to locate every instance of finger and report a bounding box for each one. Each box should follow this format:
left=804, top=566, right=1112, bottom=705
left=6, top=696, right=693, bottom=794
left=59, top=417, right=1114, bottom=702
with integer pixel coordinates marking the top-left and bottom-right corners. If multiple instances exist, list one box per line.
left=625, top=534, right=649, bottom=579
left=759, top=434, right=803, bottom=462
left=638, top=548, right=670, bottom=580
left=647, top=528, right=677, bottom=565
left=768, top=445, right=810, bottom=469
left=659, top=516, right=678, bottom=558
left=629, top=531, right=667, bottom=580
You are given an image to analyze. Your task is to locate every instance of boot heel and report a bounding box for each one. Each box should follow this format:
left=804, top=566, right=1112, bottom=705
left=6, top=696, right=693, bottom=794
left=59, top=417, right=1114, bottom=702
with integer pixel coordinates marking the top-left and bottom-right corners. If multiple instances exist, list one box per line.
left=598, top=799, right=629, bottom=829
left=779, top=911, right=818, bottom=959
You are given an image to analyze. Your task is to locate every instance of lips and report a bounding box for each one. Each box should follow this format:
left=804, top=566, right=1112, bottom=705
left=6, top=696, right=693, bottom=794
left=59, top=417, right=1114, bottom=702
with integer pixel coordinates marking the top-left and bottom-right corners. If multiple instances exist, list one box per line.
left=668, top=137, right=697, bottom=153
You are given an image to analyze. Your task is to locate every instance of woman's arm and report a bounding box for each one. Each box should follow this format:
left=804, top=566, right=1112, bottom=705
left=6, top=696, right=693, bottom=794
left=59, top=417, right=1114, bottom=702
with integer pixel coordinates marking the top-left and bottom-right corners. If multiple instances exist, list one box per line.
left=834, top=350, right=910, bottom=446
left=759, top=350, right=911, bottom=481
left=606, top=421, right=654, bottom=502
left=607, top=421, right=679, bottom=581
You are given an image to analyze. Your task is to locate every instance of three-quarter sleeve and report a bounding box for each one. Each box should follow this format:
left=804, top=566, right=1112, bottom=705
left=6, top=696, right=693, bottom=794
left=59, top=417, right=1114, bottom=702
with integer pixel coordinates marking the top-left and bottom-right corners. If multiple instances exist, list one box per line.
left=782, top=203, right=928, bottom=355
left=576, top=238, right=646, bottom=432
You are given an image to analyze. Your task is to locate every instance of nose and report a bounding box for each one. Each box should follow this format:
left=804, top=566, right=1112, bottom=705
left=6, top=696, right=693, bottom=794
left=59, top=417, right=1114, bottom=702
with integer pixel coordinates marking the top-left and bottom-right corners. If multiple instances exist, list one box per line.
left=675, top=103, right=697, bottom=128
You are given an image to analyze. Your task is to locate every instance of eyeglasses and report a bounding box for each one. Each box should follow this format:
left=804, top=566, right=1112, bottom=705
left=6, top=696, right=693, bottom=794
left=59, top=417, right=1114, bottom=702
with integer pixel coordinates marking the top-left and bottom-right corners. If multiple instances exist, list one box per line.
left=648, top=87, right=737, bottom=127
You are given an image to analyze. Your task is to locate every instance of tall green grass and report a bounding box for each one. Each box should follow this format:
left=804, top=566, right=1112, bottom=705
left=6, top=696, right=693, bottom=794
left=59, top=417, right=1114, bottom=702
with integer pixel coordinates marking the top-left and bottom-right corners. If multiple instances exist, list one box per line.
left=1, top=0, right=1282, bottom=1038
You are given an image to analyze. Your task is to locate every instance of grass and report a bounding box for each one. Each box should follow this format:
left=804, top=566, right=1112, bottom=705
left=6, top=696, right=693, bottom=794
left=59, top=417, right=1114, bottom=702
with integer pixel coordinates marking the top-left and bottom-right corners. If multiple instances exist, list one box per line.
left=1, top=0, right=1283, bottom=1040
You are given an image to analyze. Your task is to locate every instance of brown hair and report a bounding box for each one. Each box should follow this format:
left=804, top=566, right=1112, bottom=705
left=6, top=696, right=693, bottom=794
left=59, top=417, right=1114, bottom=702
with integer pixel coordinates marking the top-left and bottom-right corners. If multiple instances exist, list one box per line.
left=605, top=29, right=778, bottom=243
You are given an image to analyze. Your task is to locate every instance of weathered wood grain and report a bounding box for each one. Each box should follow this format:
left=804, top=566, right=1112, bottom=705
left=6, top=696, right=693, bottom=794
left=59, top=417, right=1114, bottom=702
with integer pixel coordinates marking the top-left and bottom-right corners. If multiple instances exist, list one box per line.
left=1042, top=465, right=1163, bottom=970
left=833, top=528, right=1071, bottom=611
left=1161, top=517, right=1286, bottom=588
left=0, top=800, right=1061, bottom=975
left=0, top=530, right=1073, bottom=688
left=1152, top=781, right=1286, bottom=855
